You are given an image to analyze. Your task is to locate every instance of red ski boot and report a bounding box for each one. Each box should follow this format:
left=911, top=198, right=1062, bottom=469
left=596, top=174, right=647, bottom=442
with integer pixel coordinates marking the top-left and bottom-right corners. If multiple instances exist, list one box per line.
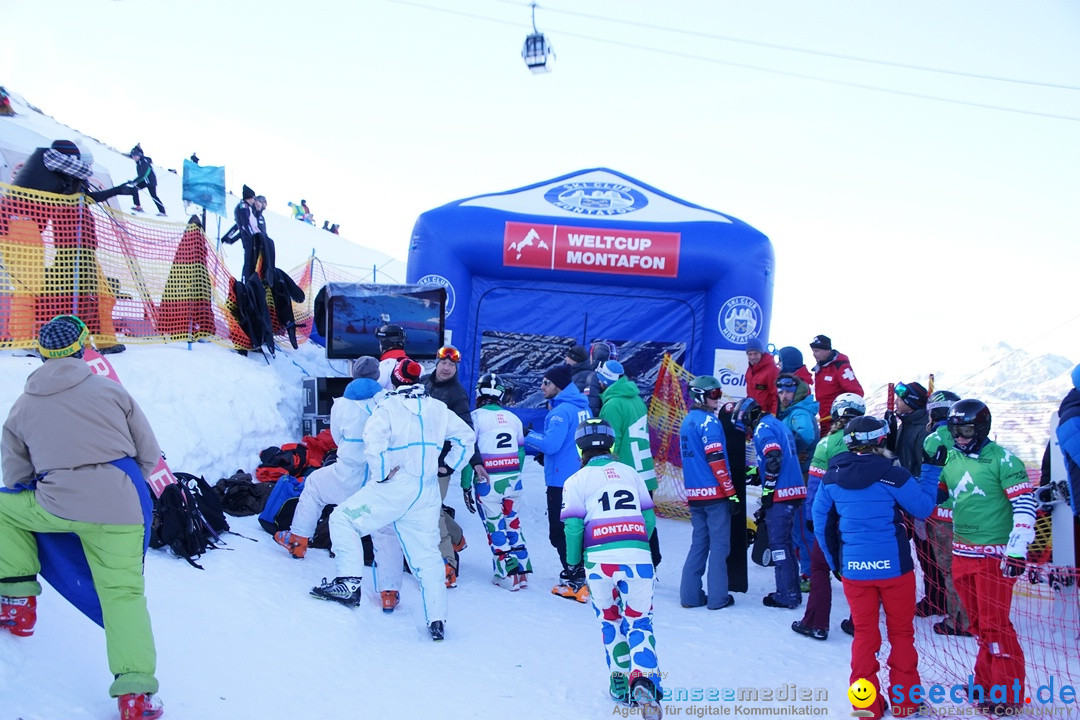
left=117, top=692, right=163, bottom=720
left=0, top=595, right=36, bottom=637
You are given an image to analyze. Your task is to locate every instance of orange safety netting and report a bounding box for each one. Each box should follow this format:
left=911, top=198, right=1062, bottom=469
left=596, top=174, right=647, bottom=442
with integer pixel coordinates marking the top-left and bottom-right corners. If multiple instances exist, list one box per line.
left=0, top=183, right=365, bottom=352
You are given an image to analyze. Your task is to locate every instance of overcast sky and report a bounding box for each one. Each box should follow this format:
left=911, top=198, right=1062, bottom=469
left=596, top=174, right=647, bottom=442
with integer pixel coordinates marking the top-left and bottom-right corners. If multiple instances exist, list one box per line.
left=3, top=0, right=1079, bottom=384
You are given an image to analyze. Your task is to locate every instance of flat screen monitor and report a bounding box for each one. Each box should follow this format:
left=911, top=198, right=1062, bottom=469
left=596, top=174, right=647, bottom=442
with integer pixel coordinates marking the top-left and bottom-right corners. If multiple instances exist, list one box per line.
left=324, top=283, right=446, bottom=360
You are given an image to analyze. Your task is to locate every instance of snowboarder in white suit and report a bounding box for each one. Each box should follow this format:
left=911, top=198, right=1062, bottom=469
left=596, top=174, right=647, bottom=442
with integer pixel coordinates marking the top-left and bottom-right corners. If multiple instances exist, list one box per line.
left=313, top=358, right=475, bottom=642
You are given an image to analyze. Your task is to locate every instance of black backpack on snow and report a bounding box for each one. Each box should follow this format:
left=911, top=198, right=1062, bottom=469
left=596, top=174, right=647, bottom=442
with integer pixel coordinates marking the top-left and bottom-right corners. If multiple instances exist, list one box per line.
left=150, top=473, right=228, bottom=569
left=213, top=470, right=274, bottom=516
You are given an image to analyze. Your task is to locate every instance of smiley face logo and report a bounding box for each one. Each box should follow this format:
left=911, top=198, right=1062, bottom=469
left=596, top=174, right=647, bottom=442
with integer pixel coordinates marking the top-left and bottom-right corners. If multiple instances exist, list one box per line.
left=848, top=678, right=877, bottom=709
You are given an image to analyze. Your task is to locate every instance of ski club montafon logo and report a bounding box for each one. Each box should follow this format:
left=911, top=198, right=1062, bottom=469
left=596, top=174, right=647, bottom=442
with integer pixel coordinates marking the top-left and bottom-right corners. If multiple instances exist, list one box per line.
left=503, top=224, right=553, bottom=269
left=543, top=181, right=647, bottom=216
left=416, top=273, right=456, bottom=318
left=718, top=295, right=763, bottom=344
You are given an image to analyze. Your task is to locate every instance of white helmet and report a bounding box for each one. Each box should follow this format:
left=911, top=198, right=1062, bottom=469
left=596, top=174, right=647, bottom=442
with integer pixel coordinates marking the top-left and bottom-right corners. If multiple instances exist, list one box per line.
left=830, top=393, right=865, bottom=421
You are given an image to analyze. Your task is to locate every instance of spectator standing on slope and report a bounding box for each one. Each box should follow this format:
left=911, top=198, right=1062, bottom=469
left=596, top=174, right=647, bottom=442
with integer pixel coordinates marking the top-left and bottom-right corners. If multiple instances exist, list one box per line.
left=809, top=335, right=863, bottom=436
left=744, top=338, right=779, bottom=416
left=128, top=145, right=166, bottom=216
left=0, top=315, right=165, bottom=720
left=524, top=364, right=592, bottom=601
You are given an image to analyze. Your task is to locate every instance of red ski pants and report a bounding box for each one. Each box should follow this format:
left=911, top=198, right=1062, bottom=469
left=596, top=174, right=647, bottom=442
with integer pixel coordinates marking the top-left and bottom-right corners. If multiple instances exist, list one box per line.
left=842, top=571, right=920, bottom=719
left=952, top=554, right=1025, bottom=700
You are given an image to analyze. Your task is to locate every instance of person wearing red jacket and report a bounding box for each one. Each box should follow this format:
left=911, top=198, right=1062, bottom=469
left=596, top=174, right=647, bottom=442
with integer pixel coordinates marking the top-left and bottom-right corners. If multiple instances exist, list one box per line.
left=744, top=338, right=779, bottom=416
left=809, top=335, right=863, bottom=435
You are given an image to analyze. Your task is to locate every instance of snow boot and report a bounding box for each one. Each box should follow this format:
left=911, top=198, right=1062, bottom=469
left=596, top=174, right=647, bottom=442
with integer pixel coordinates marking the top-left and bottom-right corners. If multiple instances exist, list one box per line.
left=0, top=595, right=36, bottom=637
left=609, top=672, right=630, bottom=703
left=274, top=531, right=308, bottom=559
left=631, top=677, right=664, bottom=720
left=380, top=590, right=399, bottom=613
left=840, top=616, right=855, bottom=636
left=552, top=566, right=590, bottom=603
left=791, top=620, right=828, bottom=641
left=762, top=593, right=799, bottom=609
left=131, top=205, right=145, bottom=213
left=428, top=620, right=445, bottom=641
left=310, top=577, right=362, bottom=607
left=117, top=692, right=163, bottom=720
left=491, top=572, right=528, bottom=591
left=156, top=212, right=168, bottom=217
left=932, top=619, right=973, bottom=637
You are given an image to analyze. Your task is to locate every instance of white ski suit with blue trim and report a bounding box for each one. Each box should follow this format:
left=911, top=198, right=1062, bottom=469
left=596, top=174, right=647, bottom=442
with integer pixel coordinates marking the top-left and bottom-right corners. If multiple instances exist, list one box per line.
left=332, top=383, right=475, bottom=624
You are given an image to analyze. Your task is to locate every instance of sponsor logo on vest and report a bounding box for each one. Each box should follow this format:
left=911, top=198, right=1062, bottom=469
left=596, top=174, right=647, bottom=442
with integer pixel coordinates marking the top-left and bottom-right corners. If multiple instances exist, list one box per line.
left=847, top=559, right=892, bottom=571
left=592, top=522, right=646, bottom=537
left=776, top=485, right=807, bottom=500
left=485, top=456, right=520, bottom=471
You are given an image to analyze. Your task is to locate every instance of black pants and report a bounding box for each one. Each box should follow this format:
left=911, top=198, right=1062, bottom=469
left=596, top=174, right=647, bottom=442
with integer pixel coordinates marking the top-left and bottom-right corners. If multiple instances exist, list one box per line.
left=133, top=181, right=165, bottom=214
left=88, top=185, right=137, bottom=204
left=546, top=486, right=567, bottom=572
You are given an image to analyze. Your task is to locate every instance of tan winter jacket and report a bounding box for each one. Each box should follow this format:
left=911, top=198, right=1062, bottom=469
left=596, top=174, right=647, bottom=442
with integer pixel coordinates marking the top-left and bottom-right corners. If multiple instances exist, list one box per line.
left=2, top=357, right=162, bottom=524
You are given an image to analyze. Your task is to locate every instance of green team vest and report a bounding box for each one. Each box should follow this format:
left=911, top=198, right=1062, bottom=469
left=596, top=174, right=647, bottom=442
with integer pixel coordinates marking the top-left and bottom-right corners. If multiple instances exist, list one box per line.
left=940, top=440, right=1029, bottom=545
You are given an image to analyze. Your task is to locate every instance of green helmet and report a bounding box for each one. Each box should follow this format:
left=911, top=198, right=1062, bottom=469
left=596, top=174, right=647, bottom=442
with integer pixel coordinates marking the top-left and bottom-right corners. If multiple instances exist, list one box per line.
left=689, top=375, right=722, bottom=402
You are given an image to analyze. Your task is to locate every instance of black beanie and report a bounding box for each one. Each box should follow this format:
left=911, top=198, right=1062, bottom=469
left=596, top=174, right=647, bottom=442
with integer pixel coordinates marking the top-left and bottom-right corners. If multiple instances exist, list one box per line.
left=544, top=364, right=573, bottom=391
left=242, top=185, right=256, bottom=200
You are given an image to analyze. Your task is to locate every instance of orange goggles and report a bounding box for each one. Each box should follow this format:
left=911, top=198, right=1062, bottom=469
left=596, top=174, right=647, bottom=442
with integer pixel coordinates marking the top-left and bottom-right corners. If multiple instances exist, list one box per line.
left=436, top=345, right=461, bottom=363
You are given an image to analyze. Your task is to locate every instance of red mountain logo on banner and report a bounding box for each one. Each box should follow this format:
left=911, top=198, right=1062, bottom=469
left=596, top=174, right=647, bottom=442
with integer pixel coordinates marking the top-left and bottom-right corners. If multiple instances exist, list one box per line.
left=504, top=224, right=552, bottom=268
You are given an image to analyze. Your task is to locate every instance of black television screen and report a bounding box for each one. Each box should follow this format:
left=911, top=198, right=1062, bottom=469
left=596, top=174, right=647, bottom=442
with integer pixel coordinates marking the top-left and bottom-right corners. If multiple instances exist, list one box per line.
left=324, top=283, right=446, bottom=360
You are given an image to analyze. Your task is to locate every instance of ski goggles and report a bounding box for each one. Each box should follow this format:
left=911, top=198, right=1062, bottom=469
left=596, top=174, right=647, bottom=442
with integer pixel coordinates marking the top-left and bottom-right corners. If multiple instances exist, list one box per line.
left=776, top=378, right=799, bottom=391
left=894, top=382, right=921, bottom=405
left=436, top=345, right=461, bottom=363
left=693, top=387, right=723, bottom=400
left=949, top=424, right=978, bottom=439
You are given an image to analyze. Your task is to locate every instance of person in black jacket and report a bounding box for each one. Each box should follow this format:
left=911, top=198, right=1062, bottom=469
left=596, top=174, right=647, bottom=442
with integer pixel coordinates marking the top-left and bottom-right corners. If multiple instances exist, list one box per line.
left=233, top=185, right=261, bottom=280
left=565, top=344, right=603, bottom=415
left=891, top=380, right=947, bottom=618
left=128, top=145, right=166, bottom=216
left=421, top=344, right=482, bottom=587
left=5, top=140, right=128, bottom=352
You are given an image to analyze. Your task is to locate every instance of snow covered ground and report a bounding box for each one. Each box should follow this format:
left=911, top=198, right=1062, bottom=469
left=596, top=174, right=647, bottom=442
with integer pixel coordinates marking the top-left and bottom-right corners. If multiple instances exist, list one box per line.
left=0, top=341, right=868, bottom=720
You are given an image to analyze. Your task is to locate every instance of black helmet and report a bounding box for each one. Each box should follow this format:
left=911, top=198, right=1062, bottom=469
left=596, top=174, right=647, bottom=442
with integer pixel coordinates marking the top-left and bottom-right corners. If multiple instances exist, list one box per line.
left=575, top=417, right=615, bottom=452
left=843, top=416, right=890, bottom=452
left=689, top=375, right=722, bottom=403
left=375, top=323, right=406, bottom=350
left=947, top=399, right=992, bottom=451
left=476, top=373, right=507, bottom=403
left=733, top=397, right=763, bottom=434
left=926, top=390, right=961, bottom=424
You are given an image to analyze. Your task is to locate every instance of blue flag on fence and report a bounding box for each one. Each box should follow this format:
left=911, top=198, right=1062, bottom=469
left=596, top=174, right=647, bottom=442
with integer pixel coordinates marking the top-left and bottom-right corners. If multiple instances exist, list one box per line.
left=182, top=159, right=226, bottom=215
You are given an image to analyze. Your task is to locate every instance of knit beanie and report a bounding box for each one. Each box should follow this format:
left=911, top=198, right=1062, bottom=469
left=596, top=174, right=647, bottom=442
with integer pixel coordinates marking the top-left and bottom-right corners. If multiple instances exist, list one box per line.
left=50, top=139, right=81, bottom=158
left=809, top=334, right=832, bottom=351
left=544, top=364, right=573, bottom=390
left=565, top=345, right=588, bottom=364
left=350, top=356, right=380, bottom=380
left=596, top=360, right=623, bottom=387
left=745, top=338, right=766, bottom=354
left=38, top=316, right=87, bottom=359
left=242, top=185, right=256, bottom=200
left=896, top=381, right=928, bottom=411
left=391, top=358, right=422, bottom=387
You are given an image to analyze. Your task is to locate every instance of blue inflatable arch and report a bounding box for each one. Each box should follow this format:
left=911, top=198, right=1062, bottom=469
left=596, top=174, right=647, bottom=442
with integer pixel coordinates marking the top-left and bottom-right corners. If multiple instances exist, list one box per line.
left=407, top=168, right=773, bottom=424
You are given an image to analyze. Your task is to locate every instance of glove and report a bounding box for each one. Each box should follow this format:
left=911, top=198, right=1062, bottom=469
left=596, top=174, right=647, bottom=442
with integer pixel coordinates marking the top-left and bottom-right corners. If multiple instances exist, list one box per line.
left=833, top=570, right=842, bottom=582
left=924, top=444, right=948, bottom=467
left=1002, top=556, right=1026, bottom=578
left=760, top=488, right=774, bottom=510
left=462, top=487, right=476, bottom=514
left=746, top=466, right=760, bottom=487
left=884, top=410, right=899, bottom=453
left=535, top=452, right=545, bottom=467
